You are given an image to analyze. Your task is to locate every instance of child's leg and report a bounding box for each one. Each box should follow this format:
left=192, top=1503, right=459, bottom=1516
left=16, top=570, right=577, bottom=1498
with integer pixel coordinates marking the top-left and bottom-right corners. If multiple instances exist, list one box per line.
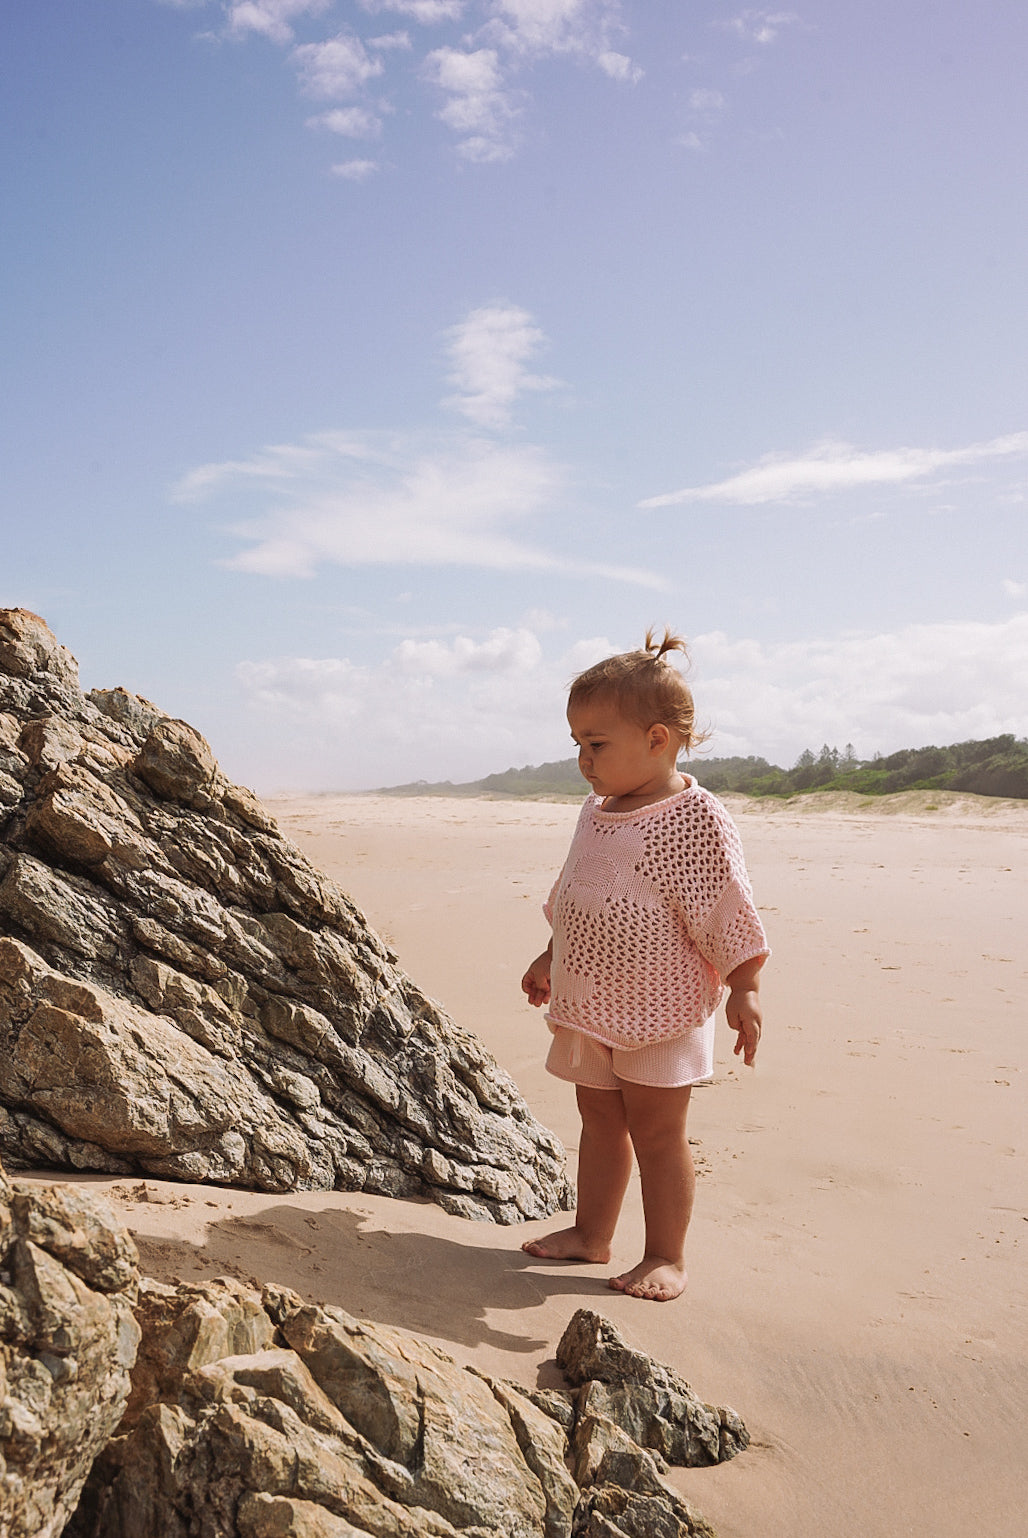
left=609, top=1082, right=694, bottom=1301
left=521, top=1086, right=632, bottom=1261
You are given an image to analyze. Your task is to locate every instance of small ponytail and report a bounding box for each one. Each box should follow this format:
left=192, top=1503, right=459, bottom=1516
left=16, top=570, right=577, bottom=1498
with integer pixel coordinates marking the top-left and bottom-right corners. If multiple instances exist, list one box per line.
left=568, top=626, right=709, bottom=753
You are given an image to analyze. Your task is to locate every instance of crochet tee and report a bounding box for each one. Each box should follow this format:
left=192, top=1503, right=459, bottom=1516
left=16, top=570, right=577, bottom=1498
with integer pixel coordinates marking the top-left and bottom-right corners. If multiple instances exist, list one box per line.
left=544, top=784, right=768, bottom=1048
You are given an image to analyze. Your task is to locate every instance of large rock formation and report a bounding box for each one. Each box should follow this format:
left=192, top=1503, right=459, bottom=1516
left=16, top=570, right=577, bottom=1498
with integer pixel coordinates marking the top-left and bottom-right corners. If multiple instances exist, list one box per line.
left=0, top=1167, right=140, bottom=1537
left=0, top=610, right=572, bottom=1222
left=67, top=1284, right=737, bottom=1538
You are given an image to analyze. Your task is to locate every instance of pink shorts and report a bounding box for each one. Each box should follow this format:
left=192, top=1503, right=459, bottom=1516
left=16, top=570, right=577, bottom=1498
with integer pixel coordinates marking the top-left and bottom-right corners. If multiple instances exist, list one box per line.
left=545, top=1019, right=715, bottom=1090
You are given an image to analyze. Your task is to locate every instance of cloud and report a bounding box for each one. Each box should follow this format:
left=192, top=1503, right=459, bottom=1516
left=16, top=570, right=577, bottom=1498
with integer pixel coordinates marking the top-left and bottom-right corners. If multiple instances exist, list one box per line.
left=359, top=0, right=465, bottom=20
left=597, top=50, right=642, bottom=83
left=690, top=615, right=1028, bottom=765
left=640, top=432, right=1028, bottom=508
left=233, top=625, right=614, bottom=788
left=308, top=106, right=383, bottom=136
left=367, top=29, right=413, bottom=48
left=443, top=303, right=560, bottom=428
left=225, top=0, right=330, bottom=45
left=330, top=157, right=380, bottom=179
left=483, top=0, right=627, bottom=60
left=292, top=33, right=384, bottom=97
left=689, top=87, right=725, bottom=115
left=178, top=427, right=661, bottom=585
left=1002, top=578, right=1026, bottom=598
left=420, top=45, right=520, bottom=161
left=723, top=9, right=800, bottom=46
left=231, top=613, right=1028, bottom=790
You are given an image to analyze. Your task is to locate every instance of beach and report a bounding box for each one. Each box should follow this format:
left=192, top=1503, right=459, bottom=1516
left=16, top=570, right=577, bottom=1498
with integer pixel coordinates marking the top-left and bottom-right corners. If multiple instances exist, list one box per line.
left=36, top=792, right=1027, bottom=1538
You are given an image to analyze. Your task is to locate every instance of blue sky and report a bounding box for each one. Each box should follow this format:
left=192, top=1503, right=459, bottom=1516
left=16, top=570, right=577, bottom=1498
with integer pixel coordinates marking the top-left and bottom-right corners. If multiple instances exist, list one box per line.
left=2, top=0, right=1026, bottom=790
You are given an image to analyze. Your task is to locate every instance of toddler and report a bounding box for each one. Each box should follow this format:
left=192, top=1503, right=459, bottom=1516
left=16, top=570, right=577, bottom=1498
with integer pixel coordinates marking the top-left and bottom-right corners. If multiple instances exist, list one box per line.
left=521, top=629, right=768, bottom=1301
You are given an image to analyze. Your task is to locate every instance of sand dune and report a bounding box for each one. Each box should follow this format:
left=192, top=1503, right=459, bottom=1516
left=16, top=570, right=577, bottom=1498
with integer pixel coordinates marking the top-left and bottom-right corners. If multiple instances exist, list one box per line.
left=28, top=792, right=1026, bottom=1538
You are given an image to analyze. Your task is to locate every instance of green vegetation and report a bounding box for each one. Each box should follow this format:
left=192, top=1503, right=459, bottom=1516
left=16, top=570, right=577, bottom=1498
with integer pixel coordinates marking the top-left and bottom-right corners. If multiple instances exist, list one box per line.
left=376, top=735, right=1028, bottom=801
left=693, top=736, right=1028, bottom=800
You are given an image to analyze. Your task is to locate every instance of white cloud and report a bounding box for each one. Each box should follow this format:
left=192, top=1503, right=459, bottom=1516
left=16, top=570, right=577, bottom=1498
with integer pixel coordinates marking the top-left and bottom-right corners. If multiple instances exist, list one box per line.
left=421, top=45, right=520, bottom=160
left=308, top=106, right=383, bottom=136
left=367, top=29, right=413, bottom=48
left=444, top=303, right=559, bottom=428
left=330, top=157, right=381, bottom=179
left=292, top=33, right=384, bottom=97
left=597, top=49, right=642, bottom=83
left=723, top=9, right=800, bottom=46
left=178, top=427, right=661, bottom=585
left=484, top=0, right=624, bottom=59
left=359, top=0, right=465, bottom=20
left=689, top=87, right=725, bottom=115
left=1002, top=578, right=1026, bottom=598
left=691, top=615, right=1028, bottom=765
left=234, top=626, right=610, bottom=788
left=640, top=432, right=1028, bottom=508
left=232, top=613, right=1028, bottom=790
left=225, top=0, right=330, bottom=45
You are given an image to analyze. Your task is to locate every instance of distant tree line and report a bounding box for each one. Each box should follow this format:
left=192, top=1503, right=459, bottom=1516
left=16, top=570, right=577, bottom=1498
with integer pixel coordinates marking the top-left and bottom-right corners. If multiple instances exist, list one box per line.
left=378, top=735, right=1028, bottom=801
left=691, top=735, right=1028, bottom=800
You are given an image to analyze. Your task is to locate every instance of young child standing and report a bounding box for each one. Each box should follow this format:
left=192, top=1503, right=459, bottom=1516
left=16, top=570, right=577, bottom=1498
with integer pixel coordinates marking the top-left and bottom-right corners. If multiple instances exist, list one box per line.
left=521, top=629, right=768, bottom=1302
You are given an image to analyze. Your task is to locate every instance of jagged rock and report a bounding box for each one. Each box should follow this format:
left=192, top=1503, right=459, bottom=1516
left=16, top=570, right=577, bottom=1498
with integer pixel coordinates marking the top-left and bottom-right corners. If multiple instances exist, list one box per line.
left=556, top=1310, right=749, bottom=1468
left=0, top=609, right=572, bottom=1222
left=0, top=1161, right=141, bottom=1538
left=68, top=1282, right=722, bottom=1538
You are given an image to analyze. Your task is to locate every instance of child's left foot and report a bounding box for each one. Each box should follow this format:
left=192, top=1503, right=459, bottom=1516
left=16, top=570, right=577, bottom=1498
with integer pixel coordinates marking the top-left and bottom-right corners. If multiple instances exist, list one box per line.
left=608, top=1257, right=687, bottom=1302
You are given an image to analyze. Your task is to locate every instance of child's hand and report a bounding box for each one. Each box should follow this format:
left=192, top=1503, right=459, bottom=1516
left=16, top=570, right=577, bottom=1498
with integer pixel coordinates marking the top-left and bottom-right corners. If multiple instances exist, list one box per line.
left=727, top=987, right=762, bottom=1066
left=522, top=949, right=552, bottom=1008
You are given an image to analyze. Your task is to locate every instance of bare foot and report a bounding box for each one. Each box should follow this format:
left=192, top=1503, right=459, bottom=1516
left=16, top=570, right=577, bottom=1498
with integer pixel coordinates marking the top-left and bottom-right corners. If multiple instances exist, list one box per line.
left=521, top=1226, right=612, bottom=1263
left=608, top=1256, right=688, bottom=1301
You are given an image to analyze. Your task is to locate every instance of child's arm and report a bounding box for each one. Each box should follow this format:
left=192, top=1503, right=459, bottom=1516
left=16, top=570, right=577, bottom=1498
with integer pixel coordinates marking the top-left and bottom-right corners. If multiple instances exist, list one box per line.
left=725, top=954, right=764, bottom=1066
left=522, top=940, right=553, bottom=1007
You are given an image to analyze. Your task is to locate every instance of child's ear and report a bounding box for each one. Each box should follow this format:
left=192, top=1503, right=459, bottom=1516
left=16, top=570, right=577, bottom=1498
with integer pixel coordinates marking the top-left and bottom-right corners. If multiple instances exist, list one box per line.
left=649, top=723, right=671, bottom=753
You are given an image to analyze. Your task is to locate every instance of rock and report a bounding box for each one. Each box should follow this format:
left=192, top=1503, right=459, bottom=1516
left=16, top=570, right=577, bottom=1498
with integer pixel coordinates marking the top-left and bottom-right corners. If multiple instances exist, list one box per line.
left=68, top=1283, right=726, bottom=1538
left=556, top=1310, right=749, bottom=1467
left=0, top=1161, right=140, bottom=1538
left=0, top=609, right=572, bottom=1222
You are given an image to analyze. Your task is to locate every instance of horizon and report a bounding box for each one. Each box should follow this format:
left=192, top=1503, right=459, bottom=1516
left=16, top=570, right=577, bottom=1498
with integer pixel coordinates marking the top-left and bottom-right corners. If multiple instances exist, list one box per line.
left=3, top=2, right=1026, bottom=793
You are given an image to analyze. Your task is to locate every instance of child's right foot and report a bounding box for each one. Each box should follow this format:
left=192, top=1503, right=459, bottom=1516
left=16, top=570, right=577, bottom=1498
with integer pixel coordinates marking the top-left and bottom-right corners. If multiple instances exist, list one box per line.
left=521, top=1226, right=611, bottom=1263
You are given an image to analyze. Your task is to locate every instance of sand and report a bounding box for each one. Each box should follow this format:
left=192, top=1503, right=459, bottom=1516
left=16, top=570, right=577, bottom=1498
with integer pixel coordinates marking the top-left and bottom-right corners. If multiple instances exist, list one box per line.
left=23, top=792, right=1027, bottom=1538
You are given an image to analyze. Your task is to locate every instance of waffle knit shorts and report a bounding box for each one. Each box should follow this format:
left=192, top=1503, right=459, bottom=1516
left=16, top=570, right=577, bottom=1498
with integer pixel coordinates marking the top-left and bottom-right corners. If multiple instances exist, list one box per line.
left=544, top=1017, right=715, bottom=1090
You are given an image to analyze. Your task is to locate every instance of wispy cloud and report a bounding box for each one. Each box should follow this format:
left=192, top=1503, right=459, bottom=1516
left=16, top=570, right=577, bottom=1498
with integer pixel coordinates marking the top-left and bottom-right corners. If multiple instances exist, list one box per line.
left=359, top=0, right=465, bottom=20
left=421, top=45, right=520, bottom=161
left=225, top=0, right=330, bottom=44
left=190, top=0, right=639, bottom=167
left=180, top=428, right=660, bottom=585
left=330, top=157, right=380, bottom=179
left=308, top=106, right=384, bottom=136
left=444, top=303, right=560, bottom=428
left=640, top=432, right=1028, bottom=508
left=722, top=9, right=800, bottom=46
left=292, top=32, right=384, bottom=97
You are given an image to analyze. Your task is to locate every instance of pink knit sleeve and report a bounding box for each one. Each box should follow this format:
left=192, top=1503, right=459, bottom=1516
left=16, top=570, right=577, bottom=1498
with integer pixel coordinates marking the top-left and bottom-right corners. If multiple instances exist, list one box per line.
left=675, top=796, right=769, bottom=981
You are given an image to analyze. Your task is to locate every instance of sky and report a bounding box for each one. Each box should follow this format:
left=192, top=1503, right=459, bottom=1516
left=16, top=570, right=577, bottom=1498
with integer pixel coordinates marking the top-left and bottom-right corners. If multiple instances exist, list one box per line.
left=2, top=0, right=1026, bottom=791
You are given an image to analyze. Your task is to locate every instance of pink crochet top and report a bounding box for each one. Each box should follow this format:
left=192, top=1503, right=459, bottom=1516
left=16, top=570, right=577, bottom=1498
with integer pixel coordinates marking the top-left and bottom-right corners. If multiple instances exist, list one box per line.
left=544, top=784, right=769, bottom=1048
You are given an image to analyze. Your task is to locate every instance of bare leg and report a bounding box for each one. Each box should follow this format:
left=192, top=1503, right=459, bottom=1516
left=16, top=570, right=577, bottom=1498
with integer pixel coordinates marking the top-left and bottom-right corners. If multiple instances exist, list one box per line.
left=522, top=1085, right=632, bottom=1261
left=608, top=1082, right=694, bottom=1301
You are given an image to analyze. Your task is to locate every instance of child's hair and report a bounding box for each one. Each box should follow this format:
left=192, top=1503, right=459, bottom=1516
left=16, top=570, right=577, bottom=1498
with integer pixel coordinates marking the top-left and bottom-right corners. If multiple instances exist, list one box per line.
left=567, top=627, right=709, bottom=754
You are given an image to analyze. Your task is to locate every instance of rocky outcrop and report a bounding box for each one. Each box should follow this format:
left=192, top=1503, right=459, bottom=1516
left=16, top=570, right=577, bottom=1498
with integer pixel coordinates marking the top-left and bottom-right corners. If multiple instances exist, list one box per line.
left=0, top=1166, right=140, bottom=1538
left=0, top=609, right=572, bottom=1222
left=68, top=1285, right=735, bottom=1538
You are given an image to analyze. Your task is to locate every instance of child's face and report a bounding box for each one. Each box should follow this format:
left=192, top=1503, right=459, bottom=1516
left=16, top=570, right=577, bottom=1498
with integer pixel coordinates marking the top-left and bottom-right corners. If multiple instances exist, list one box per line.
left=567, top=698, right=673, bottom=800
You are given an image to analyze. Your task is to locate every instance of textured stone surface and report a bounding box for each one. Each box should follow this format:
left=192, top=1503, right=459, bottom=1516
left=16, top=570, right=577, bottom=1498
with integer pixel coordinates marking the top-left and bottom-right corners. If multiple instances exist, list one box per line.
left=0, top=1161, right=141, bottom=1538
left=68, top=1287, right=724, bottom=1538
left=556, top=1310, right=749, bottom=1468
left=0, top=609, right=572, bottom=1222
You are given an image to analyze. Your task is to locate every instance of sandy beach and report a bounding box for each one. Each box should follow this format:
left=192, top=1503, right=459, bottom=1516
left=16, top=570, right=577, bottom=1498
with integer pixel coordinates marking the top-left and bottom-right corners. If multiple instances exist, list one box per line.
left=27, top=791, right=1026, bottom=1538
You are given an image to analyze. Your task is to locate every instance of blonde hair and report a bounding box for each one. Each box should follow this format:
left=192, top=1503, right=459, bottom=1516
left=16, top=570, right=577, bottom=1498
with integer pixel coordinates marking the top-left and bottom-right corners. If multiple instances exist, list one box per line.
left=567, top=628, right=708, bottom=755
